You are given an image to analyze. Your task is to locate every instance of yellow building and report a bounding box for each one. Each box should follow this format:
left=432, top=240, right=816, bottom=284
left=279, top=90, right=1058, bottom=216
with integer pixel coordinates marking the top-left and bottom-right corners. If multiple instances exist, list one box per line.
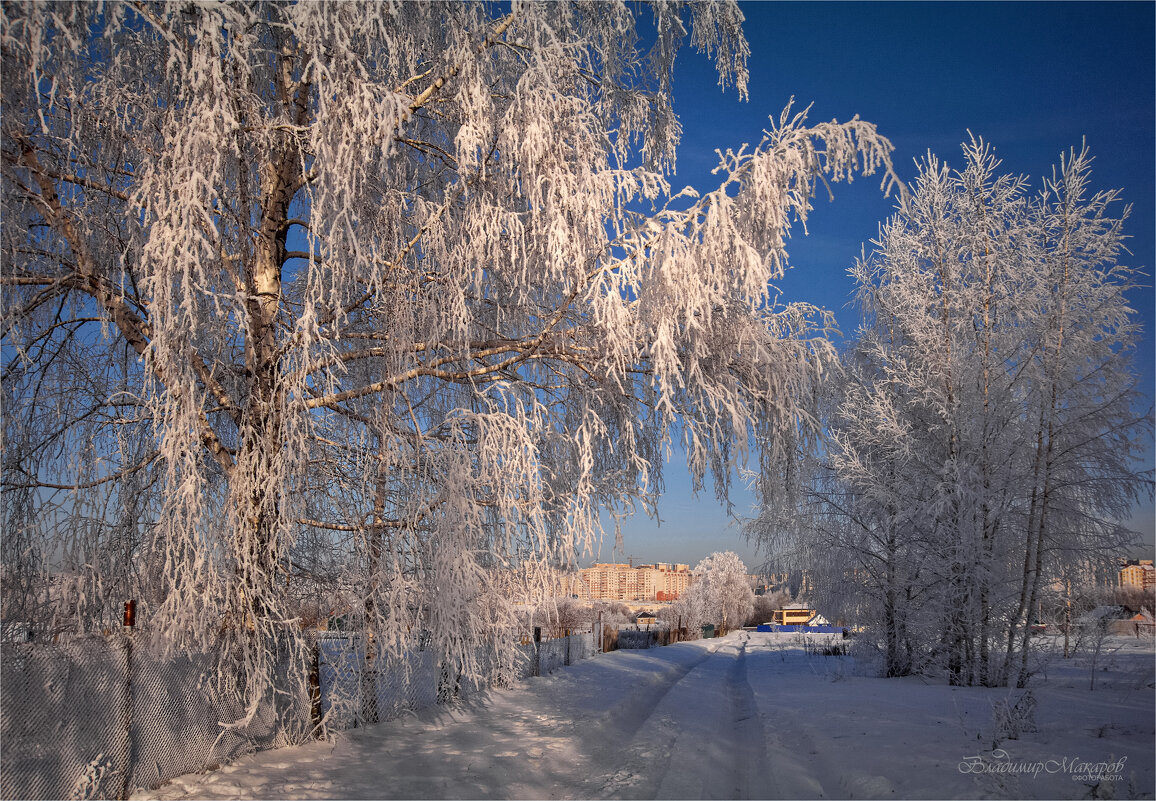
left=1119, top=560, right=1155, bottom=590
left=772, top=607, right=815, bottom=626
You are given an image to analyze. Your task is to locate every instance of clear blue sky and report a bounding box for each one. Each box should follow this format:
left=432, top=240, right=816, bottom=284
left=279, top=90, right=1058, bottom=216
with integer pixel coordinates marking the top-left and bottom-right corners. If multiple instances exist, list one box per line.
left=591, top=1, right=1156, bottom=571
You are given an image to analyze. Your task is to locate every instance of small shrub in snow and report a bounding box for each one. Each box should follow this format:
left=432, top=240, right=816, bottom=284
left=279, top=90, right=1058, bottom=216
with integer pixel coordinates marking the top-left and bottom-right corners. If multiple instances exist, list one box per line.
left=820, top=638, right=847, bottom=656
left=617, top=630, right=657, bottom=650
left=991, top=689, right=1037, bottom=743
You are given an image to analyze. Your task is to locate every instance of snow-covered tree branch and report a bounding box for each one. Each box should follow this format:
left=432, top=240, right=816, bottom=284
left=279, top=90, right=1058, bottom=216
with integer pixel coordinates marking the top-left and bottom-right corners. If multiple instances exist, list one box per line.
left=2, top=1, right=901, bottom=724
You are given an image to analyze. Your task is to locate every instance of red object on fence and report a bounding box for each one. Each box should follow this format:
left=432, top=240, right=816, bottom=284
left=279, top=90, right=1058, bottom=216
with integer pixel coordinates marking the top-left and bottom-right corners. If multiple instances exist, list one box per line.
left=123, top=600, right=136, bottom=628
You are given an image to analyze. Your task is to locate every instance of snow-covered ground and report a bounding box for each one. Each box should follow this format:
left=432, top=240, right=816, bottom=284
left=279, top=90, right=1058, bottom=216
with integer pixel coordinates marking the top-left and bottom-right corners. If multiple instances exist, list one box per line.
left=134, top=631, right=1155, bottom=800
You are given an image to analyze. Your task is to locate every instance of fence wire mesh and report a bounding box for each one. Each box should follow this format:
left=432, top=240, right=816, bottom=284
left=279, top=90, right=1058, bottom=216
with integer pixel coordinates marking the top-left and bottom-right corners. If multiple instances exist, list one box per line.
left=1, top=638, right=129, bottom=801
left=315, top=631, right=595, bottom=730
left=1, top=630, right=596, bottom=800
left=0, top=635, right=295, bottom=801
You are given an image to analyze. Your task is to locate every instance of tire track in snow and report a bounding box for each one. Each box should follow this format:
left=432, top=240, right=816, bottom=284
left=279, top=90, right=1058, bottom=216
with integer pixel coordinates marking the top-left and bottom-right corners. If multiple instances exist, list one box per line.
left=592, top=635, right=780, bottom=800
left=599, top=645, right=719, bottom=745
left=726, top=634, right=776, bottom=799
left=589, top=639, right=734, bottom=799
left=747, top=640, right=840, bottom=799
left=580, top=642, right=721, bottom=799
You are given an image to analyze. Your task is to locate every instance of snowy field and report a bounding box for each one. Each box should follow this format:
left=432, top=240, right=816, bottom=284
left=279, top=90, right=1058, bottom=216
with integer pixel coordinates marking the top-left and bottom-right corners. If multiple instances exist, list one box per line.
left=135, top=631, right=1155, bottom=800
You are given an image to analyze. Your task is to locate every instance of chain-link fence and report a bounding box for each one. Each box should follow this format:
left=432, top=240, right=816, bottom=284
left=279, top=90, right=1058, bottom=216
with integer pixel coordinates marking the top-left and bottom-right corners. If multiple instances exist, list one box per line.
left=1, top=630, right=596, bottom=800
left=0, top=635, right=287, bottom=801
left=315, top=630, right=596, bottom=730
left=533, top=629, right=595, bottom=675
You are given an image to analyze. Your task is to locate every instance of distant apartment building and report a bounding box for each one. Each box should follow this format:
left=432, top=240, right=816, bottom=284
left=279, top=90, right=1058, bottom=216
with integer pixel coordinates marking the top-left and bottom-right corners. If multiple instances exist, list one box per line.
left=759, top=570, right=812, bottom=597
left=1119, top=559, right=1155, bottom=591
left=577, top=562, right=692, bottom=602
left=557, top=570, right=589, bottom=600
left=495, top=565, right=584, bottom=605
left=577, top=563, right=636, bottom=601
left=644, top=562, right=693, bottom=602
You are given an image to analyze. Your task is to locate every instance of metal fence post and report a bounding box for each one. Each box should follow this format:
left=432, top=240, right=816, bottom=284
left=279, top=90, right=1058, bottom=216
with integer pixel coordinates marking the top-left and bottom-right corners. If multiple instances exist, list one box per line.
left=533, top=627, right=541, bottom=677
left=308, top=640, right=322, bottom=736
left=119, top=600, right=136, bottom=801
left=360, top=634, right=379, bottom=726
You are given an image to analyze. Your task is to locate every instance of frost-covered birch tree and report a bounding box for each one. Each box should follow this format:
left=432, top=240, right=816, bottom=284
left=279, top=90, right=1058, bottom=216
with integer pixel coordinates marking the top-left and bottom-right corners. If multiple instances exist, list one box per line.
left=758, top=138, right=1152, bottom=684
left=2, top=0, right=901, bottom=723
left=999, top=143, right=1154, bottom=687
left=680, top=550, right=754, bottom=632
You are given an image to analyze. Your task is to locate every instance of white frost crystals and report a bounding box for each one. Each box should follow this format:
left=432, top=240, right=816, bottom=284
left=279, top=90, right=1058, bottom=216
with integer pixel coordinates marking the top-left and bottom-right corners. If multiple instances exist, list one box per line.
left=758, top=136, right=1153, bottom=685
left=1, top=0, right=900, bottom=730
left=677, top=551, right=755, bottom=632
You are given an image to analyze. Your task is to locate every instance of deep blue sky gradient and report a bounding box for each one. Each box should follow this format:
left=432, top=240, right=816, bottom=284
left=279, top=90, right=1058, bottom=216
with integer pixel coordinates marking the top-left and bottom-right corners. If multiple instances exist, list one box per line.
left=591, top=1, right=1156, bottom=571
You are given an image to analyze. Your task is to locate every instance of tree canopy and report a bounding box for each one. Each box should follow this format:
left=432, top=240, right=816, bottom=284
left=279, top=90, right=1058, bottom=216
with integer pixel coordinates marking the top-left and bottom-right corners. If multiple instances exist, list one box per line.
left=2, top=0, right=900, bottom=723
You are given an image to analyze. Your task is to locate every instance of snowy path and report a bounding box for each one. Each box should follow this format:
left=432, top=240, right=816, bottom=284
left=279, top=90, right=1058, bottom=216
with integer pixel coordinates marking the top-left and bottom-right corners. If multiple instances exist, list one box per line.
left=593, top=635, right=776, bottom=799
left=136, top=632, right=1155, bottom=800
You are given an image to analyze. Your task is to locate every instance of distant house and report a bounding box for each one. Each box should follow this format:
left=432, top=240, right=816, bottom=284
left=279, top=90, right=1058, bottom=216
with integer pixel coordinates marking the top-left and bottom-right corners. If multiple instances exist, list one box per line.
left=1076, top=605, right=1127, bottom=626
left=634, top=612, right=657, bottom=626
left=772, top=606, right=815, bottom=626
left=1120, top=607, right=1155, bottom=637
left=1075, top=605, right=1146, bottom=636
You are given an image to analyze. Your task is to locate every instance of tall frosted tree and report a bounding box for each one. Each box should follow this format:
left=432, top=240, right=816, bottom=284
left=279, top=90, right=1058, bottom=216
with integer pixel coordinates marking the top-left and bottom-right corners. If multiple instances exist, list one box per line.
left=760, top=138, right=1152, bottom=684
left=679, top=551, right=755, bottom=632
left=1000, top=144, right=1153, bottom=686
left=2, top=0, right=901, bottom=725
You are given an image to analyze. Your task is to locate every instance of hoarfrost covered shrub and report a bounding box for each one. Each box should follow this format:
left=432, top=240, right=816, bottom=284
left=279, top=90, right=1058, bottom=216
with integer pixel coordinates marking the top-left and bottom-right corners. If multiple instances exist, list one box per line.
left=2, top=1, right=901, bottom=724
left=991, top=689, right=1037, bottom=743
left=681, top=551, right=754, bottom=631
left=617, top=629, right=659, bottom=649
